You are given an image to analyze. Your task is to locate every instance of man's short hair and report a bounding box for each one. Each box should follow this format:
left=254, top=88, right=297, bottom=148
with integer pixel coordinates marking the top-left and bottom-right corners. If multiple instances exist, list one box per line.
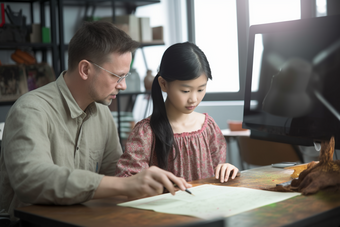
left=68, top=21, right=140, bottom=72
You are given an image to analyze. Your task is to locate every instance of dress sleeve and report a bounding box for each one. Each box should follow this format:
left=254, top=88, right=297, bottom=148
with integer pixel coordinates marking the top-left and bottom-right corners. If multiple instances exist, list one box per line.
left=207, top=116, right=227, bottom=167
left=115, top=119, right=153, bottom=177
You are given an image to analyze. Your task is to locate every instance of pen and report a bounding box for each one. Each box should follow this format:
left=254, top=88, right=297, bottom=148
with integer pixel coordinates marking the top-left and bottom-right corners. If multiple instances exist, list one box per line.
left=184, top=188, right=194, bottom=196
left=173, top=183, right=194, bottom=196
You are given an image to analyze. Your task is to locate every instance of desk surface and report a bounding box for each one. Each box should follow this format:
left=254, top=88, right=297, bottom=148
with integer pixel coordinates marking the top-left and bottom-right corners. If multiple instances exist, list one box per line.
left=15, top=166, right=340, bottom=227
left=221, top=129, right=250, bottom=137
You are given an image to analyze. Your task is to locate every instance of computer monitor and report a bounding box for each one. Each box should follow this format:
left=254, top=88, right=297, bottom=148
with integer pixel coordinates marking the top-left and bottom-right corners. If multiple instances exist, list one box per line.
left=242, top=14, right=340, bottom=149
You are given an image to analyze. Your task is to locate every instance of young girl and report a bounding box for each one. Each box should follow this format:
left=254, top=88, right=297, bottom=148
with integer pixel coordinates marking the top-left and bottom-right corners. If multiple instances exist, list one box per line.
left=115, top=42, right=238, bottom=182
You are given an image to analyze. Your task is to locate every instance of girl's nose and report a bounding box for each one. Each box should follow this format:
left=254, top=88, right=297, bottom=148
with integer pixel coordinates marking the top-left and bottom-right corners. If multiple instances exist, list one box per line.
left=189, top=93, right=197, bottom=103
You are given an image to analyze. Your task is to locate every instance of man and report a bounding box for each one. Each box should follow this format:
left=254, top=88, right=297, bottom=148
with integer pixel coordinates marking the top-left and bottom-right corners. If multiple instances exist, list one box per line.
left=0, top=21, right=191, bottom=225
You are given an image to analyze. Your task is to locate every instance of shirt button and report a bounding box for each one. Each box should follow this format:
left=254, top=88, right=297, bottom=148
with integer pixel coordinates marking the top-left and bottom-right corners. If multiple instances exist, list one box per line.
left=77, top=147, right=79, bottom=150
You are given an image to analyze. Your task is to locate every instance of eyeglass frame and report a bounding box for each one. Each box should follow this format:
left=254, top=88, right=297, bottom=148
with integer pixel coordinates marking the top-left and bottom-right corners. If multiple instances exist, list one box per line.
left=87, top=60, right=130, bottom=83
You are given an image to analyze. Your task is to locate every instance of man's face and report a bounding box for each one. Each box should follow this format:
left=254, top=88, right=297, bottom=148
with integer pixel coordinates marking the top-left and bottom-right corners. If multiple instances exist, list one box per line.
left=89, top=52, right=131, bottom=106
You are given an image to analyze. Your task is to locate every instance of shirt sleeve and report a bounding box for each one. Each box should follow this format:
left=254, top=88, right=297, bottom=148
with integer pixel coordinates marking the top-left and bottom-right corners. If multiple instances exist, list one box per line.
left=115, top=119, right=153, bottom=177
left=2, top=101, right=103, bottom=206
left=207, top=116, right=227, bottom=167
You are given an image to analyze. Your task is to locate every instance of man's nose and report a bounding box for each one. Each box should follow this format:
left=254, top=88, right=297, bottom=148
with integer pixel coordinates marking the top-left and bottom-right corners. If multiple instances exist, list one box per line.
left=117, top=79, right=127, bottom=90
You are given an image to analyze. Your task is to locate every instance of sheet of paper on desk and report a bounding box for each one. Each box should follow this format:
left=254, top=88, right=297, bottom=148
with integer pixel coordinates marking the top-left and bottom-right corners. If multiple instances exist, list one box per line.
left=118, top=185, right=300, bottom=219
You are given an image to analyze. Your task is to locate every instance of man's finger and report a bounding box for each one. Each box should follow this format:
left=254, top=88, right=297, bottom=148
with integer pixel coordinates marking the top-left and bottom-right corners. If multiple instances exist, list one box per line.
left=146, top=177, right=166, bottom=195
left=155, top=171, right=178, bottom=195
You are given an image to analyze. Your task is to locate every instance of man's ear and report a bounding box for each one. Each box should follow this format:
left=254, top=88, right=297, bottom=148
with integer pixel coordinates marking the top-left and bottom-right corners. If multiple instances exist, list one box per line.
left=158, top=76, right=168, bottom=92
left=78, top=60, right=90, bottom=80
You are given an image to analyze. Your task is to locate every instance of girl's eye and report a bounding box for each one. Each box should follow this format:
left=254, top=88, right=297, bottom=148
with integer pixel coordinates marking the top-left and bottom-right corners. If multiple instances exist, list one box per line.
left=181, top=90, right=190, bottom=93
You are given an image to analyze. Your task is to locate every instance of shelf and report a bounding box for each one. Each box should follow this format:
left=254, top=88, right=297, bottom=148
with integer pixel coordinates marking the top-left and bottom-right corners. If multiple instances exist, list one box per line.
left=140, top=41, right=165, bottom=47
left=64, top=41, right=164, bottom=52
left=1, top=0, right=45, bottom=2
left=0, top=43, right=54, bottom=50
left=1, top=0, right=159, bottom=6
left=0, top=101, right=16, bottom=106
left=62, top=0, right=160, bottom=7
left=0, top=0, right=60, bottom=75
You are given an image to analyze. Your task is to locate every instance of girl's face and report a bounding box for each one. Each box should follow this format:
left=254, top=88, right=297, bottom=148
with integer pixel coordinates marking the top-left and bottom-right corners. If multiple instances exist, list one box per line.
left=160, top=73, right=208, bottom=114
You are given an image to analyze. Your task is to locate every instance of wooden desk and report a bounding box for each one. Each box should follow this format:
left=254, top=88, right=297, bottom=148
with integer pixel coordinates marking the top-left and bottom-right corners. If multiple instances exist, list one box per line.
left=15, top=166, right=340, bottom=227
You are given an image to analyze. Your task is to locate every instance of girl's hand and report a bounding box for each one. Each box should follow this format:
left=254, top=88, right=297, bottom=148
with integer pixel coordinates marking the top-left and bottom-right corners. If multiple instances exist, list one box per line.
left=214, top=163, right=239, bottom=183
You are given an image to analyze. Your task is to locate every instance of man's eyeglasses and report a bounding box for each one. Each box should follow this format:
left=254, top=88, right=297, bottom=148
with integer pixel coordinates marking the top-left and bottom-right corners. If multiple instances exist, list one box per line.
left=88, top=60, right=130, bottom=83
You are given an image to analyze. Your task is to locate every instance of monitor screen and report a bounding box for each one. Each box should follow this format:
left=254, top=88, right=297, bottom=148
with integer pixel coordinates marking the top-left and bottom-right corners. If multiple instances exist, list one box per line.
left=243, top=14, right=340, bottom=149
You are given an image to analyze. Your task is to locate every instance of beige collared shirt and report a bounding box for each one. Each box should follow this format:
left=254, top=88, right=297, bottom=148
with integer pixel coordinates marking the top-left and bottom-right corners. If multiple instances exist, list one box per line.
left=0, top=72, right=122, bottom=221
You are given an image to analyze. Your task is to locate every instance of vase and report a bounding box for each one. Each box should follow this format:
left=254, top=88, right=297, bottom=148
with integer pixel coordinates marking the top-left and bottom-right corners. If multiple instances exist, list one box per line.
left=144, top=69, right=154, bottom=91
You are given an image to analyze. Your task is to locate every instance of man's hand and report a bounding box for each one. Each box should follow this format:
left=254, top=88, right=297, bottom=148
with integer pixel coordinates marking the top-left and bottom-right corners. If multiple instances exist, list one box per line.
left=93, top=166, right=192, bottom=199
left=214, top=163, right=239, bottom=183
left=120, top=166, right=192, bottom=199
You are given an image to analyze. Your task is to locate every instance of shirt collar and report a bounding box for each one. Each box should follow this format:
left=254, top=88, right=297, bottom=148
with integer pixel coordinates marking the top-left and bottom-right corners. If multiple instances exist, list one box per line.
left=56, top=71, right=98, bottom=119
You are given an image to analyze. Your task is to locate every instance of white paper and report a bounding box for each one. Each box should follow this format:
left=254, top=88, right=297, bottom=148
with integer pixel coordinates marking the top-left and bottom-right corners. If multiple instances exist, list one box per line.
left=118, top=184, right=300, bottom=219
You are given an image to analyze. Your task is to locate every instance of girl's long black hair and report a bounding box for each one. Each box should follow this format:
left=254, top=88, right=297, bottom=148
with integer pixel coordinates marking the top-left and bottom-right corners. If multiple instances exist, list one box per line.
left=150, top=42, right=212, bottom=170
